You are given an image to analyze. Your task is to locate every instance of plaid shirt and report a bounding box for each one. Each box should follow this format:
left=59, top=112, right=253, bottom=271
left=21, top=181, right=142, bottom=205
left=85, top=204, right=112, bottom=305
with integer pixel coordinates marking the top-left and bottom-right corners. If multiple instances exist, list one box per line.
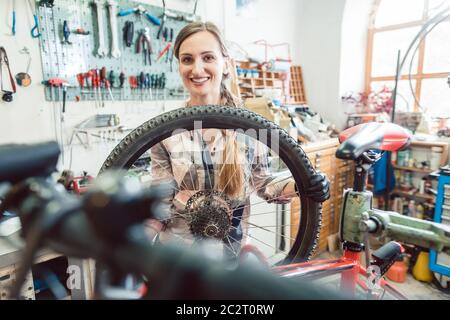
left=151, top=129, right=293, bottom=217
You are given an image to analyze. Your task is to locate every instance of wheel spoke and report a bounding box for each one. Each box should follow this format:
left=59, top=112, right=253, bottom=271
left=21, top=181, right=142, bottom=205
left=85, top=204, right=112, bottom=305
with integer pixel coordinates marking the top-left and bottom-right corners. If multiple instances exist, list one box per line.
left=237, top=189, right=300, bottom=212
left=229, top=220, right=297, bottom=243
left=224, top=235, right=239, bottom=257
left=150, top=157, right=183, bottom=193
left=200, top=132, right=214, bottom=191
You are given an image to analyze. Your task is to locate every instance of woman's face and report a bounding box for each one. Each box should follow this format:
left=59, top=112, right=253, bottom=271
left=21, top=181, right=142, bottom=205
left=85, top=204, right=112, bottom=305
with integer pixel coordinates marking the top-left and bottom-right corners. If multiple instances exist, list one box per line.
left=178, top=31, right=228, bottom=103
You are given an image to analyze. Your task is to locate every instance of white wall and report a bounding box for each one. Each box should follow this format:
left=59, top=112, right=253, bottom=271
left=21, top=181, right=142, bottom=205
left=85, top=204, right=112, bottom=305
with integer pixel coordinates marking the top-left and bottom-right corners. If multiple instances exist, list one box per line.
left=339, top=0, right=373, bottom=128
left=295, top=0, right=347, bottom=130
left=222, top=0, right=302, bottom=64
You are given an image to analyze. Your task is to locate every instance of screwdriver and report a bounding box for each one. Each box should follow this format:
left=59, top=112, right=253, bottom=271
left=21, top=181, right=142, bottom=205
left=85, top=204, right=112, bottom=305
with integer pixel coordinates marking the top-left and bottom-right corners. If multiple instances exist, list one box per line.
left=76, top=73, right=85, bottom=89
left=145, top=73, right=152, bottom=99
left=119, top=72, right=125, bottom=100
left=76, top=73, right=85, bottom=100
left=139, top=72, right=146, bottom=100
left=100, top=67, right=107, bottom=104
left=119, top=72, right=125, bottom=88
left=108, top=70, right=116, bottom=88
left=73, top=28, right=90, bottom=35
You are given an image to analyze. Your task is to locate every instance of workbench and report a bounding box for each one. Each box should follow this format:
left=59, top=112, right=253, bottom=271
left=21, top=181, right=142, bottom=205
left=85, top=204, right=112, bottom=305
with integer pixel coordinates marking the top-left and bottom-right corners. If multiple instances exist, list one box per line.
left=0, top=224, right=94, bottom=300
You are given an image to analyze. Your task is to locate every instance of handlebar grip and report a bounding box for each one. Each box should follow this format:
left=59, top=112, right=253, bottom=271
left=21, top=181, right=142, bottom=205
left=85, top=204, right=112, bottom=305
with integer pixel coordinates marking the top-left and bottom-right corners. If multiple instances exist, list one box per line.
left=0, top=142, right=59, bottom=183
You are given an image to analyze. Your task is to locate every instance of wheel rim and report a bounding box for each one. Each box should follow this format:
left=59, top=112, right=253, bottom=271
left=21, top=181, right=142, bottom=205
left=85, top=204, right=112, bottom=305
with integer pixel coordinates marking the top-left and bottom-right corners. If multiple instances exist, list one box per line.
left=100, top=106, right=322, bottom=265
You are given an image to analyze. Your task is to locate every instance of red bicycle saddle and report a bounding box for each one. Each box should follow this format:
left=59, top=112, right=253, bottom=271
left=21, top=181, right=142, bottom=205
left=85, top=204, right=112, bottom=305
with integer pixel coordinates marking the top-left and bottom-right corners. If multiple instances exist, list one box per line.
left=336, top=122, right=411, bottom=160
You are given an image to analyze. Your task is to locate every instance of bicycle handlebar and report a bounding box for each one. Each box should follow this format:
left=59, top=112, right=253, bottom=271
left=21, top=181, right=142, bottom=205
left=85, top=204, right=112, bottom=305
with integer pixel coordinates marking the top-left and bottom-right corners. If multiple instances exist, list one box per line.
left=3, top=170, right=342, bottom=300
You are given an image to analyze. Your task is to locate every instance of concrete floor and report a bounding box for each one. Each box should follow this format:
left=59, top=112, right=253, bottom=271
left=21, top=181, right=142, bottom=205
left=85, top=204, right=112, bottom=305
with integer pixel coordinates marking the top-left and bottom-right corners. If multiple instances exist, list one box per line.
left=313, top=250, right=450, bottom=300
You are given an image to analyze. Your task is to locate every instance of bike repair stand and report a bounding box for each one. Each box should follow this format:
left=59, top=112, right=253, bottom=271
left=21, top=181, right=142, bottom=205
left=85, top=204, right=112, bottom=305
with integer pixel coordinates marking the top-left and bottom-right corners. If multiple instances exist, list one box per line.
left=339, top=151, right=403, bottom=299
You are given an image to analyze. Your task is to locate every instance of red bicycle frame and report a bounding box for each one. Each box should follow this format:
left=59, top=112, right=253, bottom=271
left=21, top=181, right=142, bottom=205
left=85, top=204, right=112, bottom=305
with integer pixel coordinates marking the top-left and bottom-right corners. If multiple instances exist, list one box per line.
left=271, top=249, right=408, bottom=299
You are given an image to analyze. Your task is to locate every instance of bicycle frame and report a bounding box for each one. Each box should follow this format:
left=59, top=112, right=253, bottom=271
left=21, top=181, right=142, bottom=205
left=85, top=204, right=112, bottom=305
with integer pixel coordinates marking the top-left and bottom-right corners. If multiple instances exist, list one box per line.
left=272, top=244, right=407, bottom=300
left=269, top=158, right=450, bottom=300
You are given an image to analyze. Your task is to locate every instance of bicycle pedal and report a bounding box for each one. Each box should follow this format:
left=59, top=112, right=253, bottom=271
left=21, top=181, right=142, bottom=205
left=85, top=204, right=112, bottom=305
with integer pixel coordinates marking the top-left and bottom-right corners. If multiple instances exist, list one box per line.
left=371, top=241, right=404, bottom=276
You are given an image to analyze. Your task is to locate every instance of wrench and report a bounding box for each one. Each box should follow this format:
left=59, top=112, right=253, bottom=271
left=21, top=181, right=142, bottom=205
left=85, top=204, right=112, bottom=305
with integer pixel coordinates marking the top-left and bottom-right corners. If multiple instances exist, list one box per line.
left=107, top=0, right=121, bottom=58
left=93, top=0, right=107, bottom=57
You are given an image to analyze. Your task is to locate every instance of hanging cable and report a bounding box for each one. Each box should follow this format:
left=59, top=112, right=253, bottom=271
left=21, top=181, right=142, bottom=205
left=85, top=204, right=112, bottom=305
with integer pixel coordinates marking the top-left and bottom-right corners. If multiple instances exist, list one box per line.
left=407, top=11, right=450, bottom=112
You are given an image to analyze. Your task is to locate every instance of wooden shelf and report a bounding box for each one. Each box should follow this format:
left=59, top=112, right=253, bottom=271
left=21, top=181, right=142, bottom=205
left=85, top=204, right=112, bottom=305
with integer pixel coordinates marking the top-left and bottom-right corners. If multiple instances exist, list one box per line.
left=391, top=188, right=435, bottom=202
left=392, top=165, right=433, bottom=174
left=238, top=77, right=282, bottom=81
left=233, top=60, right=301, bottom=104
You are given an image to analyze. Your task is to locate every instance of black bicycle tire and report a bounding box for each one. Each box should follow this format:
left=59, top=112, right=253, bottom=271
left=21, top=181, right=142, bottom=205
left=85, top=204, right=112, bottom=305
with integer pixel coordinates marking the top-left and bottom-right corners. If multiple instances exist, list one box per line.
left=99, top=105, right=322, bottom=263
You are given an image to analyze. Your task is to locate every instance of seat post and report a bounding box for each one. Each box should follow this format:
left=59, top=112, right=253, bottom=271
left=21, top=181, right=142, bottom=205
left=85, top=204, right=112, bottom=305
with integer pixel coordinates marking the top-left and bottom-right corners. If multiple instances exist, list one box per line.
left=353, top=163, right=370, bottom=192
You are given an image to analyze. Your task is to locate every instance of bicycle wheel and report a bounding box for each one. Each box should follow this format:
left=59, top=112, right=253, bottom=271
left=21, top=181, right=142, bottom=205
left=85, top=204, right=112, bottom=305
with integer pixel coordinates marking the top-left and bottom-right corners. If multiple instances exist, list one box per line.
left=99, top=105, right=322, bottom=265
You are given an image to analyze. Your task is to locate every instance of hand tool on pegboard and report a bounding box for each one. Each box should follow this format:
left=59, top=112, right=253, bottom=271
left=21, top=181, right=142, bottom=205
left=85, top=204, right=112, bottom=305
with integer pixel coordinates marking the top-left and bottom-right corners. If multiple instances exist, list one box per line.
left=88, top=69, right=100, bottom=108
left=139, top=72, right=145, bottom=101
left=40, top=0, right=64, bottom=86
left=123, top=21, right=134, bottom=47
left=157, top=42, right=172, bottom=63
left=118, top=4, right=161, bottom=26
left=76, top=72, right=85, bottom=100
left=108, top=70, right=116, bottom=93
left=43, top=78, right=69, bottom=165
left=100, top=67, right=114, bottom=101
left=129, top=76, right=138, bottom=100
left=73, top=28, right=90, bottom=35
left=119, top=72, right=125, bottom=100
left=145, top=73, right=152, bottom=99
left=136, top=28, right=153, bottom=66
left=27, top=0, right=41, bottom=38
left=157, top=0, right=167, bottom=40
left=107, top=0, right=121, bottom=58
left=169, top=28, right=174, bottom=70
left=16, top=47, right=32, bottom=87
left=61, top=20, right=72, bottom=45
left=95, top=69, right=104, bottom=107
left=92, top=0, right=108, bottom=57
left=0, top=47, right=17, bottom=103
left=10, top=0, right=16, bottom=36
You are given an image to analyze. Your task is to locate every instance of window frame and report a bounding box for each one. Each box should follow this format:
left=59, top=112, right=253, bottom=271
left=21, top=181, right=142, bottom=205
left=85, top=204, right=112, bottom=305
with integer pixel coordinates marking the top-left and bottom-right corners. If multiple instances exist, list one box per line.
left=365, top=0, right=450, bottom=112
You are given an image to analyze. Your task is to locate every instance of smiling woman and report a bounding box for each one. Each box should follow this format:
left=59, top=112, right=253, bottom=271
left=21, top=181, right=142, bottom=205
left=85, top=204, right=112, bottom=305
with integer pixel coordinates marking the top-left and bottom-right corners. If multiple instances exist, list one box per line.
left=113, top=21, right=331, bottom=264
left=173, top=21, right=238, bottom=107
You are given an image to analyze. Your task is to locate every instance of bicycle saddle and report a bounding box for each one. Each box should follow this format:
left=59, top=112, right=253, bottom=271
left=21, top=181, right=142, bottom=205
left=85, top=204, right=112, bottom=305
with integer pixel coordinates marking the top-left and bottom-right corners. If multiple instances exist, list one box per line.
left=336, top=122, right=411, bottom=160
left=0, top=141, right=60, bottom=183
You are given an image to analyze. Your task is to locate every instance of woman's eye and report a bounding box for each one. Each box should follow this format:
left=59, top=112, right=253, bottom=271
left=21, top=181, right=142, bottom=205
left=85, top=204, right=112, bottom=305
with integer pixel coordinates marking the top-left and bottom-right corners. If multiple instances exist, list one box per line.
left=181, top=57, right=192, bottom=64
left=203, top=55, right=215, bottom=62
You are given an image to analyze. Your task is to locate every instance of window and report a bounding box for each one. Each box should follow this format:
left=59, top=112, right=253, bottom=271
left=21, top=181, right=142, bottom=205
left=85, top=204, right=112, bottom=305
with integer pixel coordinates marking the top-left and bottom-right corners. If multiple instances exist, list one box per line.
left=366, top=0, right=450, bottom=122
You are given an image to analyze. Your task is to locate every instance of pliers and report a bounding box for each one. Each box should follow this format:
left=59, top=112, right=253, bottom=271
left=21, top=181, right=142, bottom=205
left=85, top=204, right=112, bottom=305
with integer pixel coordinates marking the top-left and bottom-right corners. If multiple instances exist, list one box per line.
left=136, top=28, right=153, bottom=65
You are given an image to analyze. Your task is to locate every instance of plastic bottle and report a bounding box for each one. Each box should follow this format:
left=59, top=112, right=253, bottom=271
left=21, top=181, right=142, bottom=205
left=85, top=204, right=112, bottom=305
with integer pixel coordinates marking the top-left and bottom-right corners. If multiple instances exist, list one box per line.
left=408, top=200, right=416, bottom=217
left=387, top=258, right=407, bottom=283
left=412, top=251, right=433, bottom=283
left=416, top=203, right=424, bottom=219
left=430, top=147, right=443, bottom=170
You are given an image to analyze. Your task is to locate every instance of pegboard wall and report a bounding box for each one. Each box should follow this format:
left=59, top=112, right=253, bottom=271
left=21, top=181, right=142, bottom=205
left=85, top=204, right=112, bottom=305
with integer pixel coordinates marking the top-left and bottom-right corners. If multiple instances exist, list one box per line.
left=38, top=0, right=196, bottom=102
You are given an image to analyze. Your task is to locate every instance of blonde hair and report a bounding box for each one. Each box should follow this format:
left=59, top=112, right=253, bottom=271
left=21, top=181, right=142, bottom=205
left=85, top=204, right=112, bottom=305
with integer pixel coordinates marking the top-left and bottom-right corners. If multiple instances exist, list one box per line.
left=174, top=22, right=243, bottom=197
